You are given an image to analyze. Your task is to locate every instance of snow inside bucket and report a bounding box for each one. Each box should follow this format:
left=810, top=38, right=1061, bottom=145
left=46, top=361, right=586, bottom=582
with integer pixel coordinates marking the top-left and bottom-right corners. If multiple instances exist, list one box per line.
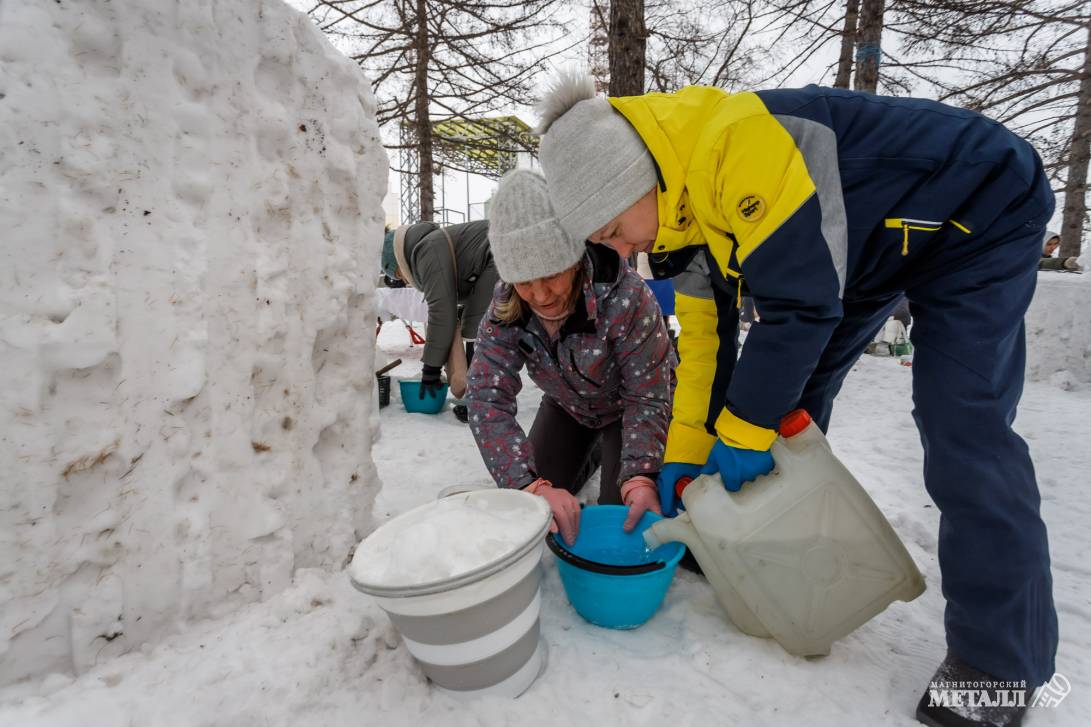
left=350, top=489, right=552, bottom=697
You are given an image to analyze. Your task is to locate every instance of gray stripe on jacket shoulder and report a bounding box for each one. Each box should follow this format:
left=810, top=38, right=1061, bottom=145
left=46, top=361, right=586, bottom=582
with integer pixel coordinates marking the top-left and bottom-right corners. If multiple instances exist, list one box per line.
left=773, top=115, right=848, bottom=297
left=671, top=249, right=714, bottom=301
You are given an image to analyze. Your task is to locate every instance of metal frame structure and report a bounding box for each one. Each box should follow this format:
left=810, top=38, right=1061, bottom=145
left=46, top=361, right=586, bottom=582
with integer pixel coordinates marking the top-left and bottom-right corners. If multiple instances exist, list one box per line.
left=398, top=122, right=421, bottom=224
left=399, top=116, right=536, bottom=224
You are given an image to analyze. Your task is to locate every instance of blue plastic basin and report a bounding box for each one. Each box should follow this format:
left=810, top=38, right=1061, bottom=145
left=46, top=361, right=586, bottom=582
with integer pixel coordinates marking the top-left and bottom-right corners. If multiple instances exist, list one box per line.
left=399, top=379, right=448, bottom=414
left=547, top=505, right=685, bottom=629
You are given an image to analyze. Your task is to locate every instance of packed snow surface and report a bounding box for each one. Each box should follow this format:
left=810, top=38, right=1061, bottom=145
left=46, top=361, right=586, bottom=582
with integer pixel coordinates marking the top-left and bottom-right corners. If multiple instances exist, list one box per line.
left=351, top=493, right=549, bottom=588
left=1, top=323, right=1086, bottom=726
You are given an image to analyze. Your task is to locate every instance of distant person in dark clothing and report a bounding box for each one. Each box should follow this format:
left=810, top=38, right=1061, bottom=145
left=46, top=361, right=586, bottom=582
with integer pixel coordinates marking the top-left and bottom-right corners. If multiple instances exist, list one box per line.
left=1042, top=230, right=1060, bottom=258
left=739, top=296, right=757, bottom=328
left=1038, top=229, right=1082, bottom=272
left=891, top=296, right=912, bottom=329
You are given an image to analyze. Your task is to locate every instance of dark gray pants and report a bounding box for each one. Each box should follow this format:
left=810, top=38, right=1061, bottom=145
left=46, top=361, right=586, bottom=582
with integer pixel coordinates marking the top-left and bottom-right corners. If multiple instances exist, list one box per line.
left=528, top=396, right=622, bottom=505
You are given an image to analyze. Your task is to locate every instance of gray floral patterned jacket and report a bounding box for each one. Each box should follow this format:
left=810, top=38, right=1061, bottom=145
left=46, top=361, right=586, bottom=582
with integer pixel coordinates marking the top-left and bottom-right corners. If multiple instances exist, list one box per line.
left=466, top=245, right=676, bottom=489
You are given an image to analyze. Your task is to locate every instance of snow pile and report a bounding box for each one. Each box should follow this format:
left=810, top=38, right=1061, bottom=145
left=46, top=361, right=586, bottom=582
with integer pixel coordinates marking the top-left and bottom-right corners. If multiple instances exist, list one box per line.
left=1025, top=272, right=1091, bottom=387
left=0, top=0, right=387, bottom=685
left=352, top=493, right=549, bottom=588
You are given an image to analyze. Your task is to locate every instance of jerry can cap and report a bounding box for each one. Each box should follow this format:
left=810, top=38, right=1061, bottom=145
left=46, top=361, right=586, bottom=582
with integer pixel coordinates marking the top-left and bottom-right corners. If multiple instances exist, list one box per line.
left=779, top=409, right=812, bottom=438
left=675, top=476, right=695, bottom=499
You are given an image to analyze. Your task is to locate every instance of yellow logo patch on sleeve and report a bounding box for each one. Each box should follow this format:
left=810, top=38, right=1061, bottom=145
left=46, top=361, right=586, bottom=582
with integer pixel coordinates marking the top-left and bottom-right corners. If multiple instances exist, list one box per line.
left=737, top=194, right=766, bottom=222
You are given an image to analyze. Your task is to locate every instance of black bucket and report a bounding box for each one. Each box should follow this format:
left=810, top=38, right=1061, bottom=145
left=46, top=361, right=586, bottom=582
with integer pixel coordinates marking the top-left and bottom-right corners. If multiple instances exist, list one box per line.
left=377, top=374, right=391, bottom=408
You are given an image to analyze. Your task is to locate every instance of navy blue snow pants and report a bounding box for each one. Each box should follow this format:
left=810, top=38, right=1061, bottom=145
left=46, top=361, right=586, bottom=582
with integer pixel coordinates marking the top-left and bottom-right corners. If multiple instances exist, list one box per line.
left=794, top=177, right=1058, bottom=686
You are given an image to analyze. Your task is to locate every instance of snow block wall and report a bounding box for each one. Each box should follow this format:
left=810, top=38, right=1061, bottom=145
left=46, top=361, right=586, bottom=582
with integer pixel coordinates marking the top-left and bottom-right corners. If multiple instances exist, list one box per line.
left=0, top=0, right=387, bottom=684
left=1025, top=273, right=1091, bottom=387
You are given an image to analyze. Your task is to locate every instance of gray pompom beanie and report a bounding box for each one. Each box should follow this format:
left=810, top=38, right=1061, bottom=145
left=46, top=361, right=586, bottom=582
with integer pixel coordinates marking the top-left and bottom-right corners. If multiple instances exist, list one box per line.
left=536, top=72, right=657, bottom=243
left=488, top=169, right=585, bottom=284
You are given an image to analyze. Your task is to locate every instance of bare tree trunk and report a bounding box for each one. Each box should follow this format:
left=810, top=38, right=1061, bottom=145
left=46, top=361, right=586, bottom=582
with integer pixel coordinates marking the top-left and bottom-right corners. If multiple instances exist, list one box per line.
left=854, top=0, right=884, bottom=94
left=414, top=0, right=435, bottom=222
left=1060, top=21, right=1091, bottom=258
left=609, top=0, right=646, bottom=96
left=589, top=1, right=610, bottom=91
left=834, top=0, right=860, bottom=89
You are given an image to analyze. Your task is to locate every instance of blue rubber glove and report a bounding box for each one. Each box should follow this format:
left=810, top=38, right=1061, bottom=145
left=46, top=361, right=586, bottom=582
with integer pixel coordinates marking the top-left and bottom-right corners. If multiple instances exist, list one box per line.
left=657, top=462, right=702, bottom=517
left=701, top=440, right=774, bottom=492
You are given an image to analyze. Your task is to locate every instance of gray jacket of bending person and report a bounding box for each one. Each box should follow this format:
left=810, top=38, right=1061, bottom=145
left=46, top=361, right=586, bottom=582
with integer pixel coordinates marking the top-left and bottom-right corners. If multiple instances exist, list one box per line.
left=392, top=220, right=499, bottom=369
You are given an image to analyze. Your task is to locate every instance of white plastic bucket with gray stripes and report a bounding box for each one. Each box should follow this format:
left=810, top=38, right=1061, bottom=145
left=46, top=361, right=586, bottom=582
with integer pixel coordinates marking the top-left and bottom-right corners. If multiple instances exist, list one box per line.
left=350, top=489, right=552, bottom=697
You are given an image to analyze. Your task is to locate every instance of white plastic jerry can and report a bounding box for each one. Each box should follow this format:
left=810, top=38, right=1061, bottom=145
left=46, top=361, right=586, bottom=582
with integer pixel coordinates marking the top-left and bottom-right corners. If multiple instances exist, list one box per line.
left=644, top=410, right=926, bottom=657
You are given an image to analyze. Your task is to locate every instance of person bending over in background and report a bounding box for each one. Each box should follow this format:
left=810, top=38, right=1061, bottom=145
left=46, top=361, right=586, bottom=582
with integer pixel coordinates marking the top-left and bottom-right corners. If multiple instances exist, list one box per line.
left=381, top=220, right=499, bottom=422
left=465, top=169, right=675, bottom=544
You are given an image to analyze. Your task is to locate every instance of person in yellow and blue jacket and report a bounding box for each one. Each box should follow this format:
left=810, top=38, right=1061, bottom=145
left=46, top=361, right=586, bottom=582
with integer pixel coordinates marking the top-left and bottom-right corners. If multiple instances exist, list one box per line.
left=535, top=71, right=1056, bottom=727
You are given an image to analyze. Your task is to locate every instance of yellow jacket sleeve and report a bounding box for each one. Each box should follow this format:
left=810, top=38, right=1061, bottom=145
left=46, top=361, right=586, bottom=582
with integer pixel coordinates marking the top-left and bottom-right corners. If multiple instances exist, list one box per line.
left=663, top=286, right=720, bottom=464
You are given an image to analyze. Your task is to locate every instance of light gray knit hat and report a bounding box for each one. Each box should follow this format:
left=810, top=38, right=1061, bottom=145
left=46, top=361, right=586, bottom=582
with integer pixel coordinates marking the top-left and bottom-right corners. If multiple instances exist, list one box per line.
left=488, top=168, right=585, bottom=284
left=536, top=70, right=657, bottom=243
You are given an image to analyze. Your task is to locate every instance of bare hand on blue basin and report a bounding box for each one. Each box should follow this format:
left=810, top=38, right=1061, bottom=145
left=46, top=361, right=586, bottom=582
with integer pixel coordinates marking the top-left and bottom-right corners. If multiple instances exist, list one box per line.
left=524, top=478, right=580, bottom=546
left=621, top=475, right=661, bottom=532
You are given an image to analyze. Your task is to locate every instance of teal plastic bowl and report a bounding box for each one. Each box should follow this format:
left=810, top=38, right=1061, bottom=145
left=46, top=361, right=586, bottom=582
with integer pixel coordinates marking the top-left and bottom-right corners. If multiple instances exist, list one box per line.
left=547, top=505, right=685, bottom=629
left=399, top=379, right=448, bottom=414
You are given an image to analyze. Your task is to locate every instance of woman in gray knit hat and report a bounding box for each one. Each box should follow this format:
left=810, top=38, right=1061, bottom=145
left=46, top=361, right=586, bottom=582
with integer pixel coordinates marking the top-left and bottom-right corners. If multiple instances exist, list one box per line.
left=465, top=168, right=676, bottom=545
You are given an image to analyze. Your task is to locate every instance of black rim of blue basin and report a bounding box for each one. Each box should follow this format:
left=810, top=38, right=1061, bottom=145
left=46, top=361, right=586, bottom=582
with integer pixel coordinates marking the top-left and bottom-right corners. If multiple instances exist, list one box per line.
left=545, top=532, right=666, bottom=576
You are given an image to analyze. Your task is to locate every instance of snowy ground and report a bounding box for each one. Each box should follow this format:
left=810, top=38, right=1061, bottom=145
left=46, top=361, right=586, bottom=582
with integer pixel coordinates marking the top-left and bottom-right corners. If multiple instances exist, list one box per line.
left=2, top=322, right=1088, bottom=727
